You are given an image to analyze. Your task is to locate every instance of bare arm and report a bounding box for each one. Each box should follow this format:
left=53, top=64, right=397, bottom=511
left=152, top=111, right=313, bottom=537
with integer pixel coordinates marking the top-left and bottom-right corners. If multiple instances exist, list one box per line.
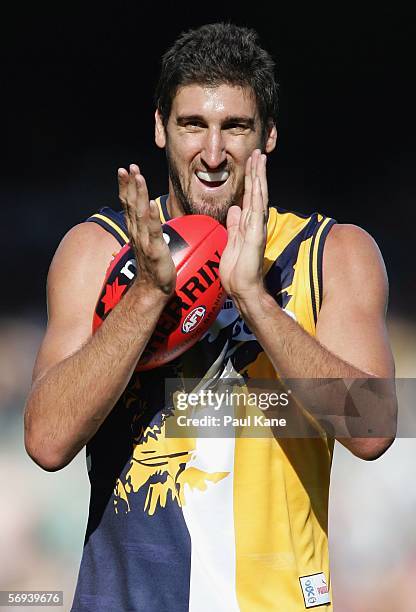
left=220, top=151, right=396, bottom=460
left=237, top=224, right=396, bottom=459
left=24, top=166, right=176, bottom=471
left=315, top=223, right=396, bottom=457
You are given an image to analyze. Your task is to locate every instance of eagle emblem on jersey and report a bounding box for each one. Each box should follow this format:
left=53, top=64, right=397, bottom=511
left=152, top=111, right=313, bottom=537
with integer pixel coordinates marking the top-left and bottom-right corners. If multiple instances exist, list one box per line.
left=113, top=378, right=229, bottom=516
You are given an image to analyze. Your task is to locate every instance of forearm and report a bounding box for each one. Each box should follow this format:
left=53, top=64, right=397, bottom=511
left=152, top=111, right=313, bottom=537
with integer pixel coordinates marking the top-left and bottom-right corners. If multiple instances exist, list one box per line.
left=24, top=281, right=170, bottom=470
left=234, top=290, right=396, bottom=457
left=236, top=290, right=361, bottom=378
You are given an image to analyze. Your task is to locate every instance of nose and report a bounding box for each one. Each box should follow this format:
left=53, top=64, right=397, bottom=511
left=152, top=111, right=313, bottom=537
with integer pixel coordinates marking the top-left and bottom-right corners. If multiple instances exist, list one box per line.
left=200, top=127, right=226, bottom=169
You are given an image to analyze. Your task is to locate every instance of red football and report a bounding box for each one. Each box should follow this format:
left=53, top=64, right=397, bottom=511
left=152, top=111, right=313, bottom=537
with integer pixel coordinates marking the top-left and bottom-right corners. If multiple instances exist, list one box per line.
left=93, top=215, right=228, bottom=370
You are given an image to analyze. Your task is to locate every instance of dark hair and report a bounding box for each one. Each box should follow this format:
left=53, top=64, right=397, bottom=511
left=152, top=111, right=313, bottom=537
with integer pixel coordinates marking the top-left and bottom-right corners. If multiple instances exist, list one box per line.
left=155, top=23, right=278, bottom=139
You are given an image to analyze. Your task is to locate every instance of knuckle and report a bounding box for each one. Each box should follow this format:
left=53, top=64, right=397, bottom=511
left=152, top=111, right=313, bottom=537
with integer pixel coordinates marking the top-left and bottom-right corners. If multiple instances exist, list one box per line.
left=149, top=228, right=162, bottom=239
left=146, top=251, right=160, bottom=264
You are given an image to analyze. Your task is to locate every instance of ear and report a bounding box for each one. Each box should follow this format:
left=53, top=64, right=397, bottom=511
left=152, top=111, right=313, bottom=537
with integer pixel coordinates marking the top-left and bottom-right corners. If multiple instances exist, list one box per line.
left=155, top=109, right=167, bottom=149
left=264, top=123, right=278, bottom=154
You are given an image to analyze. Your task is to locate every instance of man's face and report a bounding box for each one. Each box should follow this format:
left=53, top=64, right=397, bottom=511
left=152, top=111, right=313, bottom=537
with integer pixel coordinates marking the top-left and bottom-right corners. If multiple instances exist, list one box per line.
left=155, top=84, right=275, bottom=225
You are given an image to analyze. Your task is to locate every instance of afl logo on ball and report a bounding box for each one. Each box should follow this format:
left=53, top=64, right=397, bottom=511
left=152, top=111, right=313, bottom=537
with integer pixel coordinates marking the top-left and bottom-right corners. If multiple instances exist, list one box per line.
left=182, top=306, right=207, bottom=334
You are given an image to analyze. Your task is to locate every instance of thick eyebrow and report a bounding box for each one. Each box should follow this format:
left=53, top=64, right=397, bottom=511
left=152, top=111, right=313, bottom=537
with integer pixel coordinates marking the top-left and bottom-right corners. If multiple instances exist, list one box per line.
left=176, top=114, right=256, bottom=129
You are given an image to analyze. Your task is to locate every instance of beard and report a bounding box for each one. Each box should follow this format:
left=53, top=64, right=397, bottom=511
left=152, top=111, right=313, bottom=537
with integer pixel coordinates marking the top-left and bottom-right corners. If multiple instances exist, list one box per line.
left=165, top=146, right=245, bottom=226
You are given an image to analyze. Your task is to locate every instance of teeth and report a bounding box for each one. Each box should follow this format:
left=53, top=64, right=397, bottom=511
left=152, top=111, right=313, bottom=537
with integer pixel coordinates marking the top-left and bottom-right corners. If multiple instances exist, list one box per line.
left=196, top=170, right=229, bottom=183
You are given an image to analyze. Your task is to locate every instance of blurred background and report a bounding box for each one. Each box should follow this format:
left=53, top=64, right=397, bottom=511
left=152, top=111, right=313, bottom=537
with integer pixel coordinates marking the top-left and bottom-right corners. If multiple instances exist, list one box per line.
left=1, top=4, right=415, bottom=611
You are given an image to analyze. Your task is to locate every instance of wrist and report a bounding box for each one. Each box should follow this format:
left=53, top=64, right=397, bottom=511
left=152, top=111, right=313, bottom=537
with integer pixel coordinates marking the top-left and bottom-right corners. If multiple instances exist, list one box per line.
left=231, top=286, right=276, bottom=321
left=131, top=279, right=174, bottom=307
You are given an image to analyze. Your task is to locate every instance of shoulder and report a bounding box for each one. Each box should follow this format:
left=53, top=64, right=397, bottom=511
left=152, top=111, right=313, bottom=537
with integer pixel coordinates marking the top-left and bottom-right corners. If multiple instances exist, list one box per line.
left=59, top=218, right=122, bottom=249
left=324, top=223, right=386, bottom=274
left=50, top=221, right=121, bottom=272
left=322, top=223, right=388, bottom=304
left=47, top=221, right=122, bottom=312
left=325, top=222, right=381, bottom=253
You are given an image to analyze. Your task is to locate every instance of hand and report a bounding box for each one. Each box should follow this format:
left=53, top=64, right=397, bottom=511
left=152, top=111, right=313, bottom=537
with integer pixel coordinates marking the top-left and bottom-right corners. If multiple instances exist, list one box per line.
left=219, top=150, right=268, bottom=304
left=118, top=164, right=176, bottom=296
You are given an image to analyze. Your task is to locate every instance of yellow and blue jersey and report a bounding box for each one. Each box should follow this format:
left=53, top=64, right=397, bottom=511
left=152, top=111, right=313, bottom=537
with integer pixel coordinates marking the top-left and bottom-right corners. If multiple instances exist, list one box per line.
left=71, top=195, right=336, bottom=612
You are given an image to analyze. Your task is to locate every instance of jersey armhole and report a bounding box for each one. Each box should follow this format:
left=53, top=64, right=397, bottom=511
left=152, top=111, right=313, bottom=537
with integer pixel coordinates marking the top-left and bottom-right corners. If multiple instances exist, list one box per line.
left=86, top=210, right=129, bottom=247
left=309, top=217, right=337, bottom=324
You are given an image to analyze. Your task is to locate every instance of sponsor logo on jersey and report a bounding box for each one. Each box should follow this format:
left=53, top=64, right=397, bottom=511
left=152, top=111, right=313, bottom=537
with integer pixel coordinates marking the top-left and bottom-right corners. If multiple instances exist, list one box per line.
left=299, top=573, right=330, bottom=608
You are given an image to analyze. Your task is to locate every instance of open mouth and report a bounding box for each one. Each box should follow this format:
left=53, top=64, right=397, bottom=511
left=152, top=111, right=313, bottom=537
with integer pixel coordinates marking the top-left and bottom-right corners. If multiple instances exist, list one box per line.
left=196, top=170, right=229, bottom=189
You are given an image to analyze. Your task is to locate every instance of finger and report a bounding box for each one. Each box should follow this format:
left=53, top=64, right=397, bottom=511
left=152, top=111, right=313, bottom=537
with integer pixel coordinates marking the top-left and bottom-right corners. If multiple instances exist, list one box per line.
left=243, top=154, right=252, bottom=207
left=241, top=155, right=252, bottom=232
left=124, top=167, right=146, bottom=247
left=226, top=205, right=241, bottom=231
left=225, top=205, right=242, bottom=248
left=134, top=173, right=151, bottom=219
left=246, top=177, right=266, bottom=239
left=250, top=149, right=257, bottom=182
left=244, top=172, right=264, bottom=234
left=126, top=168, right=138, bottom=218
left=123, top=164, right=140, bottom=208
left=118, top=168, right=138, bottom=243
left=129, top=163, right=140, bottom=174
left=250, top=153, right=268, bottom=219
left=251, top=175, right=264, bottom=214
left=117, top=168, right=129, bottom=205
left=121, top=172, right=139, bottom=243
left=125, top=164, right=141, bottom=209
left=147, top=200, right=165, bottom=243
left=251, top=149, right=261, bottom=183
left=259, top=154, right=269, bottom=214
left=125, top=173, right=150, bottom=253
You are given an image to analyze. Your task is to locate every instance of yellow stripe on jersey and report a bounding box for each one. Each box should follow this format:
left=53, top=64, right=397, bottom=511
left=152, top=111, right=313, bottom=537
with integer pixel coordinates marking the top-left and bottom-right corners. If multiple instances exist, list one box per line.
left=232, top=206, right=335, bottom=611
left=89, top=213, right=129, bottom=244
left=155, top=196, right=168, bottom=223
left=311, top=216, right=334, bottom=319
left=263, top=208, right=315, bottom=276
left=234, top=437, right=333, bottom=612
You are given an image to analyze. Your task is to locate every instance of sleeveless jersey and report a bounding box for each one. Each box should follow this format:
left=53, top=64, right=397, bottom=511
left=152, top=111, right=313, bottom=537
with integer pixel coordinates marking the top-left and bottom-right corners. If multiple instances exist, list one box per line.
left=71, top=195, right=336, bottom=612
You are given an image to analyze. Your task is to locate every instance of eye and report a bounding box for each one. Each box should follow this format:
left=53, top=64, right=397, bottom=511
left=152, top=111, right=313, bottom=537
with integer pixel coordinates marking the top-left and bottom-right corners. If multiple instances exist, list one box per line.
left=185, top=120, right=205, bottom=129
left=225, top=123, right=250, bottom=133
